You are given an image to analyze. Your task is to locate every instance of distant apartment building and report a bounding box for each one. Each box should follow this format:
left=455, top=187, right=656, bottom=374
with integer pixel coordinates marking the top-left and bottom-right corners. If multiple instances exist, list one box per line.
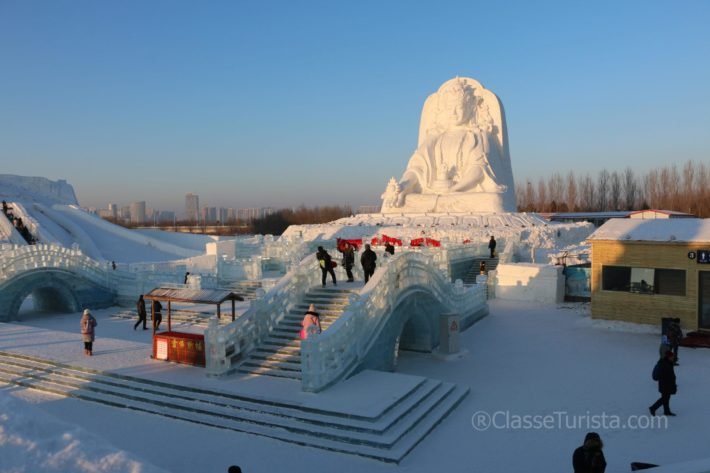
left=227, top=208, right=237, bottom=223
left=185, top=193, right=199, bottom=223
left=157, top=210, right=175, bottom=224
left=218, top=207, right=229, bottom=224
left=130, top=201, right=146, bottom=224
left=237, top=208, right=261, bottom=222
left=108, top=203, right=118, bottom=219
left=201, top=206, right=217, bottom=224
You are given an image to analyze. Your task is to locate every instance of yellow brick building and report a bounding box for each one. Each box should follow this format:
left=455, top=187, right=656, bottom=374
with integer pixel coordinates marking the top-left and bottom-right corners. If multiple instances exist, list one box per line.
left=588, top=219, right=710, bottom=331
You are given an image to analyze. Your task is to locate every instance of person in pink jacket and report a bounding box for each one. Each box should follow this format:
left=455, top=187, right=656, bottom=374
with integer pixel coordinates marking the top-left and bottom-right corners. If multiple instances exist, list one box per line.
left=80, top=309, right=98, bottom=356
left=300, top=304, right=322, bottom=339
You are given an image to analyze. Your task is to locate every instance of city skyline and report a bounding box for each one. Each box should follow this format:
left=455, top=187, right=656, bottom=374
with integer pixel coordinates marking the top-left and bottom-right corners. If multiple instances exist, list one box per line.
left=2, top=1, right=709, bottom=211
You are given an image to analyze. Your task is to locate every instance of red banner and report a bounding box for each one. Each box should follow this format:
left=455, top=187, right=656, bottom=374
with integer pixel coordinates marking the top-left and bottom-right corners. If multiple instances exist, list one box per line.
left=337, top=238, right=363, bottom=251
left=410, top=237, right=441, bottom=247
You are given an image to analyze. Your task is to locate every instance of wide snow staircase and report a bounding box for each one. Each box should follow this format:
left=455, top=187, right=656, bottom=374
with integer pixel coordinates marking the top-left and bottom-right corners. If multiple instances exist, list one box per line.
left=238, top=285, right=358, bottom=380
left=463, top=257, right=499, bottom=284
left=0, top=350, right=468, bottom=463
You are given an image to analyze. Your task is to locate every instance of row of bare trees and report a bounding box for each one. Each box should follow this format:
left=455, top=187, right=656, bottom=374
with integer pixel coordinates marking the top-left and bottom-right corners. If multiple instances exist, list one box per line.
left=516, top=160, right=710, bottom=217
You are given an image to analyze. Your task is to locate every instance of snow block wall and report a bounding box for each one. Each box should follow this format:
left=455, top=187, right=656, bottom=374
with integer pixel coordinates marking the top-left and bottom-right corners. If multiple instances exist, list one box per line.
left=492, top=263, right=565, bottom=304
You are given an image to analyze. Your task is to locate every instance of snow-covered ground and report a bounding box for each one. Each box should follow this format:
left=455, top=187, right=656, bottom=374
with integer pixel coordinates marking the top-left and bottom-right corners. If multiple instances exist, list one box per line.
left=1, top=300, right=709, bottom=473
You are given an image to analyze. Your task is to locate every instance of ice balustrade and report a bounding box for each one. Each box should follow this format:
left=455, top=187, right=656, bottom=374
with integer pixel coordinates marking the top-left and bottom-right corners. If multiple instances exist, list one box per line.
left=300, top=250, right=487, bottom=392
left=0, top=244, right=108, bottom=287
left=205, top=251, right=324, bottom=376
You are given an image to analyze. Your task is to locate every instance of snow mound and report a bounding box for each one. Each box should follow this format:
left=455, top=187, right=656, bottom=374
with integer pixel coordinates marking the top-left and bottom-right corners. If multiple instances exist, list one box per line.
left=0, top=175, right=78, bottom=206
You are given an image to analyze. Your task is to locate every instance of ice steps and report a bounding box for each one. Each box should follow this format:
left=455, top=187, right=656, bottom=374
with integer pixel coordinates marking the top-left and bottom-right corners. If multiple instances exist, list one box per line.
left=237, top=285, right=360, bottom=379
left=0, top=350, right=469, bottom=463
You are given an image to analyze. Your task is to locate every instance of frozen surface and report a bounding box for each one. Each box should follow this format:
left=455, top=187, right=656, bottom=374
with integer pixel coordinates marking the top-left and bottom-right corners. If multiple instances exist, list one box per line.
left=1, top=301, right=709, bottom=472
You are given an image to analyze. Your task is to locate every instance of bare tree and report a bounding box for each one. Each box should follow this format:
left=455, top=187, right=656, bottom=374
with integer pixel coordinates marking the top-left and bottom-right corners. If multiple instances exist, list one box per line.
left=537, top=178, right=548, bottom=212
left=644, top=170, right=661, bottom=209
left=681, top=161, right=696, bottom=214
left=623, top=167, right=638, bottom=210
left=609, top=171, right=622, bottom=210
left=547, top=172, right=564, bottom=212
left=524, top=180, right=536, bottom=212
left=578, top=173, right=595, bottom=211
left=566, top=171, right=578, bottom=211
left=596, top=170, right=610, bottom=211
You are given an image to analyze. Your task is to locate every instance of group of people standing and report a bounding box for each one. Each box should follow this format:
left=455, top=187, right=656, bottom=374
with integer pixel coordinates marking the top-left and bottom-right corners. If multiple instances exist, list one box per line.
left=316, top=243, right=381, bottom=287
left=134, top=294, right=162, bottom=331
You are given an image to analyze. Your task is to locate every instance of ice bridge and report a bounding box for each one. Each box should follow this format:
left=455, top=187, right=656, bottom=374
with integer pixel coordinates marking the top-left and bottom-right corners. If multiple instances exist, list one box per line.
left=0, top=244, right=116, bottom=321
left=206, top=245, right=489, bottom=392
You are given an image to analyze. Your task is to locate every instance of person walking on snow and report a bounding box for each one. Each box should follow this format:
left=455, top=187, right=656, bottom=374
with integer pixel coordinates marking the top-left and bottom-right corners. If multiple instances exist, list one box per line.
left=488, top=235, right=497, bottom=258
left=301, top=304, right=322, bottom=339
left=316, top=246, right=337, bottom=287
left=152, top=300, right=163, bottom=331
left=650, top=350, right=678, bottom=416
left=134, top=294, right=147, bottom=330
left=80, top=309, right=98, bottom=356
left=360, top=244, right=377, bottom=283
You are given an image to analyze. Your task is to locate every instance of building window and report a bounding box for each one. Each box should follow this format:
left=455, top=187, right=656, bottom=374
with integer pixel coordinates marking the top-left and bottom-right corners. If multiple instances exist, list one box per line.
left=602, top=266, right=631, bottom=292
left=601, top=266, right=686, bottom=296
left=655, top=269, right=686, bottom=296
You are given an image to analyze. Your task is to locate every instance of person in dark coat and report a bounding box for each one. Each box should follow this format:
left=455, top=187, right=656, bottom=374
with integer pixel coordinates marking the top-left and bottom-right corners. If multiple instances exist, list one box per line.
left=134, top=294, right=147, bottom=330
left=80, top=309, right=98, bottom=356
left=316, top=246, right=337, bottom=287
left=384, top=242, right=395, bottom=256
left=488, top=235, right=497, bottom=258
left=152, top=300, right=163, bottom=331
left=184, top=272, right=190, bottom=285
left=360, top=244, right=377, bottom=283
left=667, top=318, right=683, bottom=365
left=572, top=432, right=606, bottom=473
left=650, top=350, right=677, bottom=416
left=340, top=243, right=355, bottom=282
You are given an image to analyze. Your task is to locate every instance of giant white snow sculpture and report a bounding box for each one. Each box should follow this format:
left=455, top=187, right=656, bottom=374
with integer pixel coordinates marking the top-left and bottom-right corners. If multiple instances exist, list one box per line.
left=381, top=77, right=516, bottom=213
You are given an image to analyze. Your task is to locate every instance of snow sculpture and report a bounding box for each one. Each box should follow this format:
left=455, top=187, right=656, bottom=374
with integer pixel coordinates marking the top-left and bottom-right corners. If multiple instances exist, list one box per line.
left=381, top=77, right=516, bottom=213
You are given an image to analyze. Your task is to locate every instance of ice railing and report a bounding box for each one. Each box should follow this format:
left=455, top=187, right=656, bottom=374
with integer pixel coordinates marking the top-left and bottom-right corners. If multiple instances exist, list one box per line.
left=0, top=243, right=109, bottom=287
left=204, top=251, right=322, bottom=376
left=300, top=249, right=487, bottom=392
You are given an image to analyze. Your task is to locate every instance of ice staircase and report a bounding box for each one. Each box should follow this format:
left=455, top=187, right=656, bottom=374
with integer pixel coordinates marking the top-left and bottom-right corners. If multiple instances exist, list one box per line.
left=238, top=285, right=359, bottom=380
left=222, top=279, right=263, bottom=301
left=0, top=350, right=469, bottom=463
left=462, top=257, right=499, bottom=284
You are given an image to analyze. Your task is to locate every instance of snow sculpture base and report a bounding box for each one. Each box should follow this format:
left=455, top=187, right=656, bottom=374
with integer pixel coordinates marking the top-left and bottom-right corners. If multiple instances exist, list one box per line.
left=382, top=192, right=506, bottom=214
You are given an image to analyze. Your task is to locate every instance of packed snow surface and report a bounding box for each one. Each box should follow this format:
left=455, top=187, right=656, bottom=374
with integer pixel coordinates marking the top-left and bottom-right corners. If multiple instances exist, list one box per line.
left=1, top=301, right=709, bottom=473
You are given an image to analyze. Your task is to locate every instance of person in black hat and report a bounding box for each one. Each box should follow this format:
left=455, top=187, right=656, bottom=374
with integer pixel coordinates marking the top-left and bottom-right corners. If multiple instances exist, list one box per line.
left=573, top=432, right=606, bottom=473
left=649, top=350, right=678, bottom=416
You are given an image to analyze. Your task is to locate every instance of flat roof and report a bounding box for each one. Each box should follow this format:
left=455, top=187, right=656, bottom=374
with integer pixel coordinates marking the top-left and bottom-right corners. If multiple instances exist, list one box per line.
left=143, top=287, right=244, bottom=304
left=588, top=218, right=710, bottom=243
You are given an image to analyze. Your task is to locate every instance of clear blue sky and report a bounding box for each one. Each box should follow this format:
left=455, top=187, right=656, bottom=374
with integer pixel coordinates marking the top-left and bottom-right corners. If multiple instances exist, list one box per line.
left=1, top=0, right=709, bottom=213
